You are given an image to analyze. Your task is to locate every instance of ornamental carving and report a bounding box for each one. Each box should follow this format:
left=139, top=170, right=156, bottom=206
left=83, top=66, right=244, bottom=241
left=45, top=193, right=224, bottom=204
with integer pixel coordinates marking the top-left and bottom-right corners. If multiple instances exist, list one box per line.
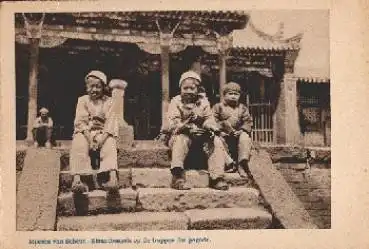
left=22, top=13, right=45, bottom=39
left=217, top=35, right=232, bottom=54
left=284, top=50, right=299, bottom=73
left=160, top=33, right=173, bottom=47
left=15, top=34, right=68, bottom=48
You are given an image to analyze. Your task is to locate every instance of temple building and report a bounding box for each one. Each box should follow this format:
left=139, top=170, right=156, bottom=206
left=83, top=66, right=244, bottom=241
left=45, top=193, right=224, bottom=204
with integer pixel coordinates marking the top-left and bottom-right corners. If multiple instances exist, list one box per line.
left=15, top=11, right=330, bottom=146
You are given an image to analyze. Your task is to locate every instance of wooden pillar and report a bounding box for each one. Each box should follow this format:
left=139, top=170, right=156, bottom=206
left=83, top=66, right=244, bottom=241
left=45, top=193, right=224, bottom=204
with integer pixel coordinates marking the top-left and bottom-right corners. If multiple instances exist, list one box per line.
left=219, top=53, right=227, bottom=100
left=217, top=35, right=231, bottom=101
left=159, top=33, right=171, bottom=125
left=26, top=38, right=40, bottom=143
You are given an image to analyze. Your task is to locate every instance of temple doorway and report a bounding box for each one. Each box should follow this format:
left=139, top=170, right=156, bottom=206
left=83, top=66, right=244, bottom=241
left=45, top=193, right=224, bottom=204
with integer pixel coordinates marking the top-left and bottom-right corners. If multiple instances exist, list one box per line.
left=16, top=40, right=163, bottom=140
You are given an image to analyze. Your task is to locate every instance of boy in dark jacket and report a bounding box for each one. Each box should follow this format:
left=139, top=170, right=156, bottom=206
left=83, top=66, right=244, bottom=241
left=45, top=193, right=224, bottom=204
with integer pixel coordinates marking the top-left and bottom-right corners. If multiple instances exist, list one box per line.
left=213, top=82, right=253, bottom=177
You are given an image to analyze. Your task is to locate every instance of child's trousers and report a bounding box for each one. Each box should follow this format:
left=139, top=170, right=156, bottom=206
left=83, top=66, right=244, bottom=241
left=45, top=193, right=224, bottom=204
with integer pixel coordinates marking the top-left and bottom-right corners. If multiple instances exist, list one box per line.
left=169, top=134, right=226, bottom=180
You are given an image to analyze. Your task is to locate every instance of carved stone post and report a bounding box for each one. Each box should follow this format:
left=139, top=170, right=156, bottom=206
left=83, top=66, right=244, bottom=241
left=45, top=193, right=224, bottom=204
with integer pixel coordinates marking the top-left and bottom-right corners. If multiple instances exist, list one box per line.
left=109, top=79, right=134, bottom=148
left=275, top=50, right=302, bottom=145
left=217, top=35, right=232, bottom=101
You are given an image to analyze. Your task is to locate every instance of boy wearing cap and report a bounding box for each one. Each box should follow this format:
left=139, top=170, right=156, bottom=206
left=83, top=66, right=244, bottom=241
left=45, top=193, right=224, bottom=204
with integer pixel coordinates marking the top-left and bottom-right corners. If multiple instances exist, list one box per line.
left=165, top=70, right=229, bottom=190
left=32, top=107, right=54, bottom=148
left=213, top=82, right=253, bottom=178
left=70, top=70, right=119, bottom=194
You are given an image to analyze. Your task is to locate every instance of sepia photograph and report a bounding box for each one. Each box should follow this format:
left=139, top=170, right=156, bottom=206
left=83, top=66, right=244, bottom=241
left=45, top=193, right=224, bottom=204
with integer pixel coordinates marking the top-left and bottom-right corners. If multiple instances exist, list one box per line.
left=13, top=9, right=331, bottom=232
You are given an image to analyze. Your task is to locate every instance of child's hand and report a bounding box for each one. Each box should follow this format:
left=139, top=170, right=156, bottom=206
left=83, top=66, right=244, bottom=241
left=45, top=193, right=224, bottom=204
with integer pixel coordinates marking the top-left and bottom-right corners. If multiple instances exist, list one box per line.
left=220, top=131, right=228, bottom=137
left=232, top=130, right=243, bottom=137
left=190, top=127, right=207, bottom=137
left=90, top=142, right=99, bottom=151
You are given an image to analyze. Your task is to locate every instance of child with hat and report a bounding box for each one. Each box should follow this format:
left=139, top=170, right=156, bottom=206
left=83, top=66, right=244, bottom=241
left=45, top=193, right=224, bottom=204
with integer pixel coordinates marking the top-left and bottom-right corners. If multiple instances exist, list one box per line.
left=164, top=70, right=229, bottom=190
left=213, top=82, right=253, bottom=177
left=32, top=107, right=54, bottom=148
left=70, top=70, right=119, bottom=196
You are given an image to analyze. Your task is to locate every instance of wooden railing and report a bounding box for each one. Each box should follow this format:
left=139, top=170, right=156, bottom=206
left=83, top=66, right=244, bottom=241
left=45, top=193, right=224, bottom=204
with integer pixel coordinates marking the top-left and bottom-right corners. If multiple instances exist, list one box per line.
left=249, top=102, right=273, bottom=144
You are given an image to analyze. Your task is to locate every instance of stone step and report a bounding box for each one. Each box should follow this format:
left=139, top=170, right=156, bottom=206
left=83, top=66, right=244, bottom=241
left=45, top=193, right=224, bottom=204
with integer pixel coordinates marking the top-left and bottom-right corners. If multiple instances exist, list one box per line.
left=57, top=187, right=261, bottom=216
left=57, top=208, right=272, bottom=231
left=60, top=141, right=171, bottom=171
left=185, top=208, right=272, bottom=229
left=59, top=169, right=253, bottom=192
left=16, top=141, right=331, bottom=172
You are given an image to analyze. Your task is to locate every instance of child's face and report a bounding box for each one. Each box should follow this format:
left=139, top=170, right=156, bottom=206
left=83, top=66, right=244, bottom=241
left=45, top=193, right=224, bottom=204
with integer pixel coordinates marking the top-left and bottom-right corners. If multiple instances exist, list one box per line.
left=224, top=91, right=240, bottom=105
left=180, top=78, right=199, bottom=102
left=180, top=79, right=198, bottom=95
left=86, top=77, right=104, bottom=100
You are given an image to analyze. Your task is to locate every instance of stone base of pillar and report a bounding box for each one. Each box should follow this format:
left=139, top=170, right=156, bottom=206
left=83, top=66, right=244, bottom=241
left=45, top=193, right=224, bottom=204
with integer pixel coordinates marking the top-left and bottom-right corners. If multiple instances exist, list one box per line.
left=24, top=139, right=34, bottom=147
left=117, top=125, right=134, bottom=148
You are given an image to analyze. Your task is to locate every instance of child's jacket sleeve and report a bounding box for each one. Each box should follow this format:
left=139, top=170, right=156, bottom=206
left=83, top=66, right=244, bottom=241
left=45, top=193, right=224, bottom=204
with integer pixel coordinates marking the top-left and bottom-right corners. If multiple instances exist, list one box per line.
left=47, top=118, right=54, bottom=128
left=212, top=103, right=233, bottom=133
left=240, top=105, right=253, bottom=134
left=103, top=97, right=119, bottom=137
left=166, top=98, right=182, bottom=133
left=201, top=101, right=218, bottom=131
left=73, top=96, right=90, bottom=134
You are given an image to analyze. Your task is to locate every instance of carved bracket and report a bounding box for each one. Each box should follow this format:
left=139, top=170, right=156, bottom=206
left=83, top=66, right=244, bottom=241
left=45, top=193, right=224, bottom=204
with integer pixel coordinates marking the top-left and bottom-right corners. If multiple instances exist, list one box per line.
left=22, top=13, right=45, bottom=39
left=284, top=49, right=300, bottom=73
left=217, top=34, right=233, bottom=56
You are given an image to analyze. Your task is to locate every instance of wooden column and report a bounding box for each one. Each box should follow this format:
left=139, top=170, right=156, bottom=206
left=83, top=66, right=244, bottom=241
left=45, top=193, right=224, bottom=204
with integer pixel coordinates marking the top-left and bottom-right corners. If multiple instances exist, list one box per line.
left=219, top=53, right=227, bottom=100
left=26, top=38, right=40, bottom=143
left=159, top=33, right=171, bottom=125
left=217, top=35, right=231, bottom=101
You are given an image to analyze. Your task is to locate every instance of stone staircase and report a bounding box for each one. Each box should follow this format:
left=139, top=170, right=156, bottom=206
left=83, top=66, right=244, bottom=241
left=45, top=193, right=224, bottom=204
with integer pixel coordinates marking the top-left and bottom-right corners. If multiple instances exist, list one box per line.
left=55, top=141, right=273, bottom=230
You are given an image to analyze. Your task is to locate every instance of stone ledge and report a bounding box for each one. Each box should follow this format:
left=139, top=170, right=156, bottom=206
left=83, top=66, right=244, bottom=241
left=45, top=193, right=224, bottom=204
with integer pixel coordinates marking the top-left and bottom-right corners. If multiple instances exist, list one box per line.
left=132, top=169, right=209, bottom=188
left=57, top=208, right=273, bottom=231
left=57, top=212, right=189, bottom=231
left=262, top=145, right=331, bottom=163
left=59, top=169, right=253, bottom=192
left=59, top=169, right=132, bottom=192
left=16, top=141, right=331, bottom=171
left=137, top=187, right=260, bottom=212
left=57, top=188, right=137, bottom=216
left=185, top=208, right=272, bottom=230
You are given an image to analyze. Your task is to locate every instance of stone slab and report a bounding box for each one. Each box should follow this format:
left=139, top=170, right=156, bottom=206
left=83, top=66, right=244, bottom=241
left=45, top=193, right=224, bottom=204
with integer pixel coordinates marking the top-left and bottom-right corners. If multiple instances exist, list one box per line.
left=248, top=150, right=318, bottom=229
left=137, top=187, right=260, bottom=212
left=132, top=168, right=171, bottom=188
left=16, top=142, right=331, bottom=171
left=16, top=148, right=61, bottom=231
left=117, top=125, right=134, bottom=148
left=223, top=173, right=253, bottom=187
left=185, top=208, right=272, bottom=230
left=59, top=170, right=252, bottom=192
left=57, top=188, right=137, bottom=216
left=118, top=141, right=170, bottom=168
left=59, top=169, right=132, bottom=192
left=57, top=212, right=189, bottom=231
left=132, top=169, right=209, bottom=188
left=185, top=170, right=209, bottom=188
left=263, top=146, right=331, bottom=163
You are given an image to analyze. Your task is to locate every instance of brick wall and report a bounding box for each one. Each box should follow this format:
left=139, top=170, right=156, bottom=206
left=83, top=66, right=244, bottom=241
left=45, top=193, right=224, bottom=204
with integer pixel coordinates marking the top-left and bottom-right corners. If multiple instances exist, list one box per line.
left=275, top=163, right=331, bottom=228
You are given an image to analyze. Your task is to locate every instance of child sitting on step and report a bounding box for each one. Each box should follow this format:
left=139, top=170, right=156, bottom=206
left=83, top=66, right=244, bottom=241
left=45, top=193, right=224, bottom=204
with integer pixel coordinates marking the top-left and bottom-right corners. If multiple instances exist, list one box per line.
left=32, top=107, right=54, bottom=148
left=164, top=70, right=229, bottom=191
left=70, top=70, right=119, bottom=195
left=213, top=82, right=253, bottom=178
